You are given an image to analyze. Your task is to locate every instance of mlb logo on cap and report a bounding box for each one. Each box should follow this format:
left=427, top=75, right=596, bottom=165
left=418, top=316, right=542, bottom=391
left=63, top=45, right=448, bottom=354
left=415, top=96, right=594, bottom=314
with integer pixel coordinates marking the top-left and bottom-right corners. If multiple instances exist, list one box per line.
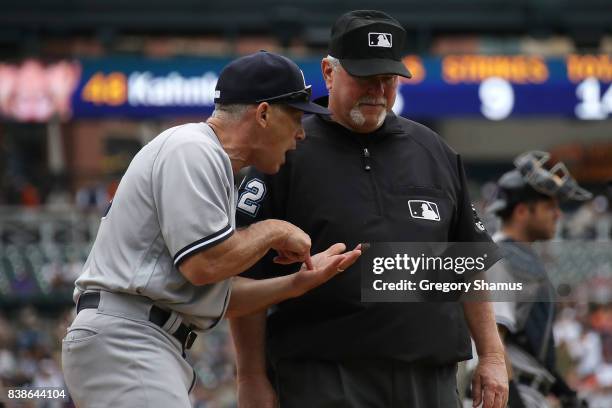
left=328, top=10, right=411, bottom=78
left=368, top=32, right=392, bottom=48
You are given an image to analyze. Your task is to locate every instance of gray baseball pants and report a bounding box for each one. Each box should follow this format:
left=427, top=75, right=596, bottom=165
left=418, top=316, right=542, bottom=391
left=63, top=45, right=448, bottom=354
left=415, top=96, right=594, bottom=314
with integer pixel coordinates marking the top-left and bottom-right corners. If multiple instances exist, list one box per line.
left=61, top=292, right=196, bottom=408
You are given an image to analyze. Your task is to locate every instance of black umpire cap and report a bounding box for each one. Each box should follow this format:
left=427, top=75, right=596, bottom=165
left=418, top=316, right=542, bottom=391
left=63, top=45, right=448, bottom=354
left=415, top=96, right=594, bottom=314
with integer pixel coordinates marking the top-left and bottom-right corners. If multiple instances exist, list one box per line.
left=487, top=151, right=592, bottom=215
left=329, top=10, right=412, bottom=78
left=214, top=51, right=329, bottom=115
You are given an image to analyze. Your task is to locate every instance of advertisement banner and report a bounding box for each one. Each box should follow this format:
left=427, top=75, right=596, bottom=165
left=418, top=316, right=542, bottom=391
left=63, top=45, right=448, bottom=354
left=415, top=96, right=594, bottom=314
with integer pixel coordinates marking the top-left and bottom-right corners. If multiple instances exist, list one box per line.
left=2, top=55, right=611, bottom=121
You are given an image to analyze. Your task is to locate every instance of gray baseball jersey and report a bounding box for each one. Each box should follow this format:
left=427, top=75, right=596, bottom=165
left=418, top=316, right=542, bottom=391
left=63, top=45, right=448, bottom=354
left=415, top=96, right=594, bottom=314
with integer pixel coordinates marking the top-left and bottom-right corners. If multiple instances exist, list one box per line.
left=492, top=232, right=554, bottom=334
left=74, top=122, right=236, bottom=330
left=492, top=232, right=531, bottom=333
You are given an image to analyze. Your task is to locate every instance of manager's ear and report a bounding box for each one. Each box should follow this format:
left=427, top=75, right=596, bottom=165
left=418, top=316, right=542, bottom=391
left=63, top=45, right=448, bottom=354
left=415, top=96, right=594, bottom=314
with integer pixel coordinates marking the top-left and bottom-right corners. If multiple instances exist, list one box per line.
left=255, top=102, right=271, bottom=128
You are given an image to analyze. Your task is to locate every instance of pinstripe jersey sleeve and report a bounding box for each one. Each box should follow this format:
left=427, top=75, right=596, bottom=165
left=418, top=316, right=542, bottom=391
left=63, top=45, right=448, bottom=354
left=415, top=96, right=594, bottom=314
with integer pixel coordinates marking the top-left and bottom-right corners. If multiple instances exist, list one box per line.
left=153, top=135, right=234, bottom=267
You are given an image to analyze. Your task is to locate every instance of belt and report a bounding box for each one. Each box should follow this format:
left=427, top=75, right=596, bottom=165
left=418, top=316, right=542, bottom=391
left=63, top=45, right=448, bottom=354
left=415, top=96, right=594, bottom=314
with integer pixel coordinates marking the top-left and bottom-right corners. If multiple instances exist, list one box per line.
left=76, top=292, right=197, bottom=353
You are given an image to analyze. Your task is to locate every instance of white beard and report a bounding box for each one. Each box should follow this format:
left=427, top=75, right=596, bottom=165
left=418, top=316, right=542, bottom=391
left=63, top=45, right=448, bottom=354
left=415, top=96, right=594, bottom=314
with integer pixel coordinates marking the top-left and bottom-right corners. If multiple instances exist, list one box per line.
left=349, top=106, right=387, bottom=128
left=349, top=106, right=366, bottom=126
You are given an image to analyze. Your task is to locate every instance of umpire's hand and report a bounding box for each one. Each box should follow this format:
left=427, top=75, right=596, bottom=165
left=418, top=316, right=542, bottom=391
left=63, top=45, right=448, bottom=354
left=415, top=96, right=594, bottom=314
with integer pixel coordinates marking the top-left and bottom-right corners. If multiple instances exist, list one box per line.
left=472, top=352, right=509, bottom=408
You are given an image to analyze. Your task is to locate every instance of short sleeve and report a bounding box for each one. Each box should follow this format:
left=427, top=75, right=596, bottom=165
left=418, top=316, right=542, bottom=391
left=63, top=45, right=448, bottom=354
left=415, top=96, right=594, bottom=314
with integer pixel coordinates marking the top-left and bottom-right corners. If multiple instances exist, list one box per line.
left=450, top=154, right=503, bottom=277
left=451, top=154, right=495, bottom=243
left=488, top=258, right=519, bottom=333
left=494, top=301, right=518, bottom=333
left=236, top=167, right=274, bottom=227
left=153, top=140, right=233, bottom=266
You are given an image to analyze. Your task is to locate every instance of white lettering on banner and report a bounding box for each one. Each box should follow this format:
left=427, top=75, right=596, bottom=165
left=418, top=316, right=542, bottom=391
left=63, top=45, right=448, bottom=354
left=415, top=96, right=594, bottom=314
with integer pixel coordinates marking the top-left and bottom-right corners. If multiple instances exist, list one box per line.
left=128, top=71, right=218, bottom=106
left=575, top=77, right=612, bottom=120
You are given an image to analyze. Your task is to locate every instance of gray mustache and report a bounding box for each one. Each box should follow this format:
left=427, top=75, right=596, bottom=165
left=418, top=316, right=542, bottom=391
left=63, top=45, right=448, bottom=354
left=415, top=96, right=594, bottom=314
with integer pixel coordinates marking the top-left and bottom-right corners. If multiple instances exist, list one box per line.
left=357, top=97, right=386, bottom=106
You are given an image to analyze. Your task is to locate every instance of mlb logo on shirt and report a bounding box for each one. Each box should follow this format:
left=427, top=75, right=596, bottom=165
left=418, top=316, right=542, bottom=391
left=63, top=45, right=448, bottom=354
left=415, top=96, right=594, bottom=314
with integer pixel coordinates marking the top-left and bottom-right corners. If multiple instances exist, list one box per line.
left=408, top=200, right=441, bottom=221
left=368, top=32, right=392, bottom=48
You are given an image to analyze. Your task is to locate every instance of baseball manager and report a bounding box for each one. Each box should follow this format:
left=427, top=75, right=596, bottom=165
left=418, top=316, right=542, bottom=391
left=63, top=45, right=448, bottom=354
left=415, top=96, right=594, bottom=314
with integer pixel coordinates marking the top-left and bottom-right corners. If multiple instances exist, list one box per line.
left=61, top=51, right=361, bottom=408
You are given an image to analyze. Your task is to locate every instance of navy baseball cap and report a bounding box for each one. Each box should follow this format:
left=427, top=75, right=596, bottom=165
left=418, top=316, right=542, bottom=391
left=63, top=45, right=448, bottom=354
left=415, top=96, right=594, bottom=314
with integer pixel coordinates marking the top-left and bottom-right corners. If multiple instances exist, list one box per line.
left=329, top=10, right=411, bottom=78
left=214, top=51, right=329, bottom=115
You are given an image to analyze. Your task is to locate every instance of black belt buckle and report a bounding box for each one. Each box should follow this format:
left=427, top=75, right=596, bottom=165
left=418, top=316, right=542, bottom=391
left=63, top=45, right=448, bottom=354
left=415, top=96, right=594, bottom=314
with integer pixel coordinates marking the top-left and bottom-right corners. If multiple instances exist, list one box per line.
left=185, top=331, right=197, bottom=350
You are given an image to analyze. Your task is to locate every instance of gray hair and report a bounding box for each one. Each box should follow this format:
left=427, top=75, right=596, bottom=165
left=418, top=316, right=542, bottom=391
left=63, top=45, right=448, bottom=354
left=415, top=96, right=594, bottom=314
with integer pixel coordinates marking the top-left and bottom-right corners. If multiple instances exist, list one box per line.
left=210, top=103, right=252, bottom=122
left=324, top=55, right=341, bottom=71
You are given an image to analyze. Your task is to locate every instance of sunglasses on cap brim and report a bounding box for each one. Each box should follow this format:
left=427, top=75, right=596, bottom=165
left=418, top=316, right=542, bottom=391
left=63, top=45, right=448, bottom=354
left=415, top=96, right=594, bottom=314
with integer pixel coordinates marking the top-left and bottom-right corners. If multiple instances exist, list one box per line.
left=514, top=151, right=592, bottom=202
left=256, top=86, right=312, bottom=104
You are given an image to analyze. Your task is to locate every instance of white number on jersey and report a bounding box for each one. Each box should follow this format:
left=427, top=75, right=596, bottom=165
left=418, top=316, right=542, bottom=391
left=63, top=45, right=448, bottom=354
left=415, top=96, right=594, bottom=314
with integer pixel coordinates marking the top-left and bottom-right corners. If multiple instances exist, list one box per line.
left=237, top=179, right=266, bottom=217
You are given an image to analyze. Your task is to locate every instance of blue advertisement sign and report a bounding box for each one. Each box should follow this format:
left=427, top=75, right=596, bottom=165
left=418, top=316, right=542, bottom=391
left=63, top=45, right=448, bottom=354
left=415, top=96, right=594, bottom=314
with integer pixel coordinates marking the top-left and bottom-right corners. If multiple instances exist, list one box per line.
left=72, top=57, right=230, bottom=119
left=68, top=54, right=612, bottom=120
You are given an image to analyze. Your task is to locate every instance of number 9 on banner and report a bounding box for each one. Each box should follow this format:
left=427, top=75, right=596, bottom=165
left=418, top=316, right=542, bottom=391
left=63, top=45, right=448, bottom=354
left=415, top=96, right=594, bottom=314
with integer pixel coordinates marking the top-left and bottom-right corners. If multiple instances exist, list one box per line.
left=479, top=77, right=514, bottom=121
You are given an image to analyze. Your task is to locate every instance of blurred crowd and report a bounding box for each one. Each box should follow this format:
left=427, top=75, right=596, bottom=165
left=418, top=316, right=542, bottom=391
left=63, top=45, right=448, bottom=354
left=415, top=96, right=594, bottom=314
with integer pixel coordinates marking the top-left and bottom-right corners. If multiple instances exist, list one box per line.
left=554, top=303, right=612, bottom=407
left=0, top=306, right=74, bottom=407
left=0, top=180, right=119, bottom=214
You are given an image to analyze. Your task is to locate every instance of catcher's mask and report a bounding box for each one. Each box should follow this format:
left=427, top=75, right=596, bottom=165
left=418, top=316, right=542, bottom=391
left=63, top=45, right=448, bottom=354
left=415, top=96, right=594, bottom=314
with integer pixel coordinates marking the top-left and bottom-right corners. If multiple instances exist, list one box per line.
left=486, top=151, right=592, bottom=214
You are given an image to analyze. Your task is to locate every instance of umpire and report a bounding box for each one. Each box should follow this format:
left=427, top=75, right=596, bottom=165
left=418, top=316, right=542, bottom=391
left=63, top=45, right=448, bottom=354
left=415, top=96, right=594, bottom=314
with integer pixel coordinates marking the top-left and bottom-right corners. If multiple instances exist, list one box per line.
left=488, top=151, right=591, bottom=408
left=231, top=10, right=508, bottom=408
left=61, top=51, right=361, bottom=408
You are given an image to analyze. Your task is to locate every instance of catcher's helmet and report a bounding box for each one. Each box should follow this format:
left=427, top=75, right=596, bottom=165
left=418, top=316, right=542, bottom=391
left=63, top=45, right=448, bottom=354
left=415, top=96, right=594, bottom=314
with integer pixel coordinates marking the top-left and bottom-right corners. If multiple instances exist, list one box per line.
left=486, top=151, right=592, bottom=215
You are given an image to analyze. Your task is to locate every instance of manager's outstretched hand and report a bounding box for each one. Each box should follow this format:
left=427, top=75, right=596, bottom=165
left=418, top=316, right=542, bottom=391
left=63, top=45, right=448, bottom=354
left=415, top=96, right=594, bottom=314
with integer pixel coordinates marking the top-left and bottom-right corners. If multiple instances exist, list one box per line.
left=292, top=243, right=361, bottom=296
left=226, top=243, right=361, bottom=318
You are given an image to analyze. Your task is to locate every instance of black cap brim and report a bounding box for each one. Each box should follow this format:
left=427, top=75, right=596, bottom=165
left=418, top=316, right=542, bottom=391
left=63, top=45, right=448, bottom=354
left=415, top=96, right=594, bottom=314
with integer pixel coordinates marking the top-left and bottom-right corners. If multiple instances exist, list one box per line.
left=285, top=100, right=330, bottom=115
left=340, top=58, right=412, bottom=78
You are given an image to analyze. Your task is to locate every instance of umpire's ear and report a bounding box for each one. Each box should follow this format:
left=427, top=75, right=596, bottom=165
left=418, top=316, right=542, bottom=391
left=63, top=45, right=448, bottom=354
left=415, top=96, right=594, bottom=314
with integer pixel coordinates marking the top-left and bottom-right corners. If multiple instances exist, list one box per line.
left=255, top=102, right=271, bottom=128
left=321, top=59, right=335, bottom=91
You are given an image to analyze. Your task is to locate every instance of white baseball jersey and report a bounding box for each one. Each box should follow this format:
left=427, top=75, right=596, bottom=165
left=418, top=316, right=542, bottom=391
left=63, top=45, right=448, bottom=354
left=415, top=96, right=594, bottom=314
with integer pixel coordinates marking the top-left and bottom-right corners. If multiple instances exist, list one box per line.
left=75, top=122, right=236, bottom=330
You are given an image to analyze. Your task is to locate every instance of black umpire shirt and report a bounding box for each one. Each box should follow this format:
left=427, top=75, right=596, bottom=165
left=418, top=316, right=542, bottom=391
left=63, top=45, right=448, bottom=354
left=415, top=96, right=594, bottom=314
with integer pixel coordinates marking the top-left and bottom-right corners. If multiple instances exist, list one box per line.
left=237, top=107, right=498, bottom=366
